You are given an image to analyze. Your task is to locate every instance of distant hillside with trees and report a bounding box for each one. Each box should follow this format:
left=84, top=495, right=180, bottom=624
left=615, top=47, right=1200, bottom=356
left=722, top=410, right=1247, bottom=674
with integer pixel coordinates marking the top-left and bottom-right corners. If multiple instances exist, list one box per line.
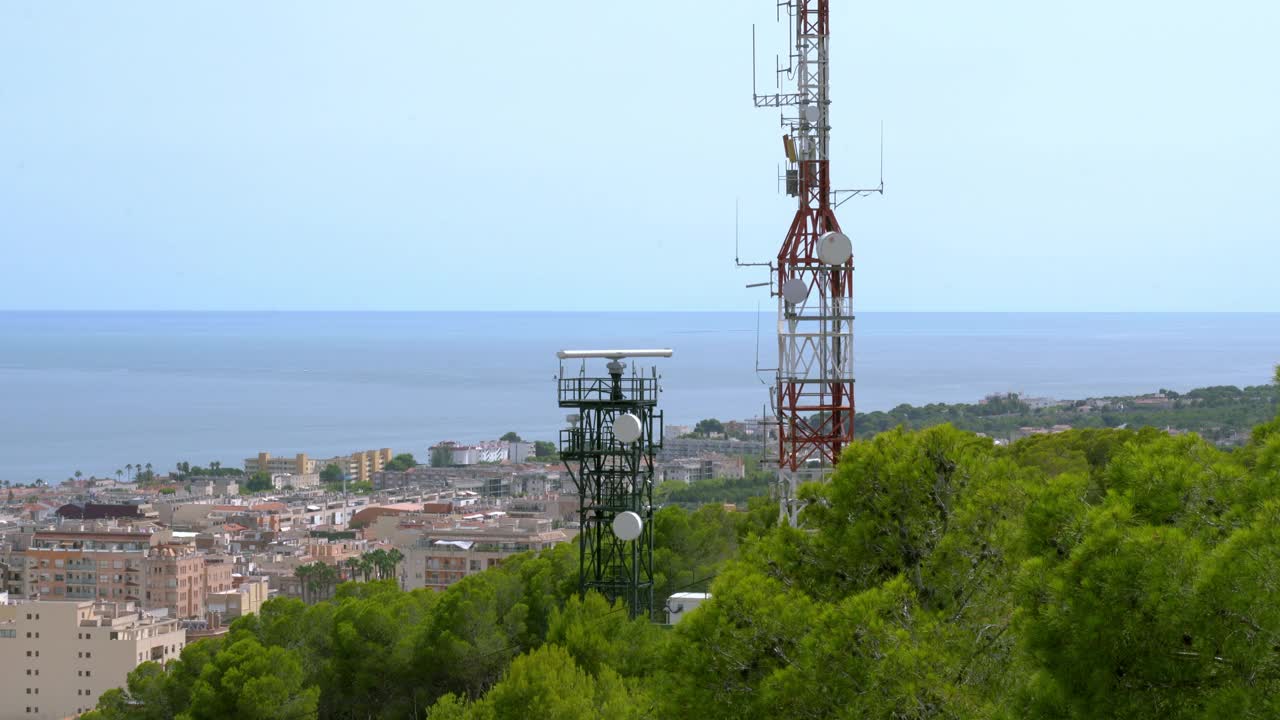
left=856, top=382, right=1278, bottom=444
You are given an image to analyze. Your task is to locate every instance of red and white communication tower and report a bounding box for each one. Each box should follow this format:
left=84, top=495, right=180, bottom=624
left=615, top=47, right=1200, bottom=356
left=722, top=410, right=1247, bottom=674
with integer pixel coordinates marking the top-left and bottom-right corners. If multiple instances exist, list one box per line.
left=747, top=0, right=882, bottom=523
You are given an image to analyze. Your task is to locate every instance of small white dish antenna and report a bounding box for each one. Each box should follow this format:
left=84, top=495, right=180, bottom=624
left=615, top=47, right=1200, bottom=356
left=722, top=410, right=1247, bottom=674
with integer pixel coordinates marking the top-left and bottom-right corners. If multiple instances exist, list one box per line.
left=818, top=231, right=852, bottom=265
left=802, top=105, right=820, bottom=124
left=612, top=511, right=643, bottom=541
left=566, top=414, right=580, bottom=426
left=781, top=277, right=808, bottom=305
left=612, top=413, right=643, bottom=443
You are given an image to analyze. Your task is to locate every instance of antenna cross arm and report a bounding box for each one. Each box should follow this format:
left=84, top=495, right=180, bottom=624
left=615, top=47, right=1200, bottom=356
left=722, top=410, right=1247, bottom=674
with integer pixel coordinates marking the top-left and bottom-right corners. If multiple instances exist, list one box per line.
left=754, top=93, right=805, bottom=108
left=831, top=185, right=885, bottom=208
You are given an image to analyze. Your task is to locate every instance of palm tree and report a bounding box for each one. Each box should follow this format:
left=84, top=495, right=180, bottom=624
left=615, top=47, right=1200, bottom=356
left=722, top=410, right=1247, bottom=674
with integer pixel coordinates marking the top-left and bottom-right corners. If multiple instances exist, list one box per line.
left=384, top=548, right=406, bottom=589
left=294, top=564, right=314, bottom=604
left=365, top=549, right=389, bottom=580
left=144, top=463, right=153, bottom=482
left=115, top=469, right=123, bottom=482
left=74, top=470, right=83, bottom=482
left=319, top=563, right=339, bottom=599
left=126, top=464, right=133, bottom=481
left=306, top=563, right=336, bottom=602
left=297, top=562, right=341, bottom=602
left=358, top=556, right=375, bottom=582
left=344, top=557, right=361, bottom=582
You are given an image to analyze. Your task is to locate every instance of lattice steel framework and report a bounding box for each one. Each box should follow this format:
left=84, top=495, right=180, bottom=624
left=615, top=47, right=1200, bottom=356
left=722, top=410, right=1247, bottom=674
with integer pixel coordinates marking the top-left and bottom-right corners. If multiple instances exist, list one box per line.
left=558, top=357, right=664, bottom=619
left=751, top=0, right=878, bottom=523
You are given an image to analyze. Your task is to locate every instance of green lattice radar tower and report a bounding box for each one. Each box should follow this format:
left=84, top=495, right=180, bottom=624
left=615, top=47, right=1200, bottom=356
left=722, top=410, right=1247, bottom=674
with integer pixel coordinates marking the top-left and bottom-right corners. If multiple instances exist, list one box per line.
left=557, top=349, right=671, bottom=619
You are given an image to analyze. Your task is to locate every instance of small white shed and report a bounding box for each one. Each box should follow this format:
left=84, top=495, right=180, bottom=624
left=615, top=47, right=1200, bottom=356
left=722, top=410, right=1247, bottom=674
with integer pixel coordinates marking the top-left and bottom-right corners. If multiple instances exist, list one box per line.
left=667, top=592, right=711, bottom=624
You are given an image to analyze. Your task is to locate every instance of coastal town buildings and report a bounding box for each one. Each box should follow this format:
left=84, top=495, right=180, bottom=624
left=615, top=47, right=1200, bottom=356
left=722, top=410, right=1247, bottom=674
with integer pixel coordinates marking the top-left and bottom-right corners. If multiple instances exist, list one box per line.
left=205, top=575, right=269, bottom=620
left=348, top=502, right=451, bottom=530
left=271, top=472, right=320, bottom=490
left=980, top=391, right=1072, bottom=410
left=1, top=528, right=236, bottom=620
left=0, top=426, right=761, bottom=627
left=1012, top=425, right=1075, bottom=439
left=187, top=476, right=241, bottom=496
left=428, top=440, right=536, bottom=467
left=660, top=436, right=764, bottom=459
left=144, top=544, right=234, bottom=619
left=19, top=529, right=155, bottom=602
left=53, top=503, right=145, bottom=522
left=375, top=463, right=562, bottom=498
left=322, top=449, right=394, bottom=483
left=366, top=512, right=569, bottom=591
left=245, top=448, right=393, bottom=483
left=658, top=455, right=745, bottom=484
left=1132, top=393, right=1176, bottom=409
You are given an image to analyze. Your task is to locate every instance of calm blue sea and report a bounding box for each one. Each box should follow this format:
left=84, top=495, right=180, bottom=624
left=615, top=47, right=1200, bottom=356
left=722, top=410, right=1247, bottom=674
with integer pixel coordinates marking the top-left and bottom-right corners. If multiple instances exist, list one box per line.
left=1, top=312, right=1278, bottom=484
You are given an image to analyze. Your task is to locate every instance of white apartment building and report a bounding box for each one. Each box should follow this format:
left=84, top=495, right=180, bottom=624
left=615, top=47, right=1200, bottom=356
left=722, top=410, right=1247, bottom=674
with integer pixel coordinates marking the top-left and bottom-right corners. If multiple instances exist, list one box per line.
left=187, top=477, right=240, bottom=496
left=0, top=597, right=186, bottom=719
left=437, top=441, right=528, bottom=466
left=508, top=442, right=535, bottom=463
left=271, top=472, right=320, bottom=490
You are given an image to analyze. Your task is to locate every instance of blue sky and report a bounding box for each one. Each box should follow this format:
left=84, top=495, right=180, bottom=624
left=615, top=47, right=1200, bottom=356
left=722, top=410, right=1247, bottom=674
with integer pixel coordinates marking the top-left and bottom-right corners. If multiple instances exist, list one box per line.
left=2, top=1, right=1277, bottom=311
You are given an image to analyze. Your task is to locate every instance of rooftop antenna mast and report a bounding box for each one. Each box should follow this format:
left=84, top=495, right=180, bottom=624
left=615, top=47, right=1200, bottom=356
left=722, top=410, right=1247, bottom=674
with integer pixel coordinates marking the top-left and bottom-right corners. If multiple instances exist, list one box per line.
left=746, top=0, right=882, bottom=524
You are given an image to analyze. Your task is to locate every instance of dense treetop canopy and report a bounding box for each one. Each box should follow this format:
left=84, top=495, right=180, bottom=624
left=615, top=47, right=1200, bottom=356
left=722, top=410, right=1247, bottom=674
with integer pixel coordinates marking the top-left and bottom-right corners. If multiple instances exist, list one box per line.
left=86, top=370, right=1280, bottom=719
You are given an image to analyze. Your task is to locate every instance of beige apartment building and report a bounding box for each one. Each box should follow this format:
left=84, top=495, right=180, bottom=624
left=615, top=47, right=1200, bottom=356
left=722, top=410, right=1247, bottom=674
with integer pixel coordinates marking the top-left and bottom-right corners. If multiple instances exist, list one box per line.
left=144, top=546, right=233, bottom=619
left=245, top=448, right=392, bottom=483
left=206, top=576, right=269, bottom=620
left=370, top=514, right=568, bottom=591
left=0, top=597, right=186, bottom=720
left=323, top=448, right=394, bottom=483
left=245, top=452, right=315, bottom=475
left=13, top=530, right=233, bottom=620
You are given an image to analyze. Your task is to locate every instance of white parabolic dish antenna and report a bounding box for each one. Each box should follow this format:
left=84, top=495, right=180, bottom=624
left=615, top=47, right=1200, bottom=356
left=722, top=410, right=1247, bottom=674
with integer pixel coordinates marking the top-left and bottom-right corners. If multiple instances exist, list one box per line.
left=613, top=413, right=643, bottom=443
left=613, top=511, right=643, bottom=541
left=782, top=277, right=808, bottom=305
left=803, top=105, right=820, bottom=123
left=818, top=231, right=852, bottom=265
